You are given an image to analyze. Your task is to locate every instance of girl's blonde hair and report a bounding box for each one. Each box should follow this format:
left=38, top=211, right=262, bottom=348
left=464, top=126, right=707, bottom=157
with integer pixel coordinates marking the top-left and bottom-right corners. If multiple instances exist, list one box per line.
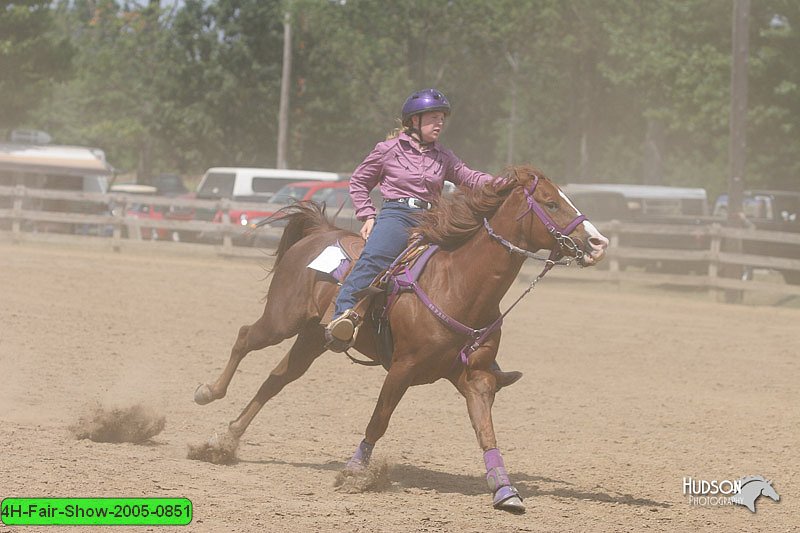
left=385, top=118, right=410, bottom=140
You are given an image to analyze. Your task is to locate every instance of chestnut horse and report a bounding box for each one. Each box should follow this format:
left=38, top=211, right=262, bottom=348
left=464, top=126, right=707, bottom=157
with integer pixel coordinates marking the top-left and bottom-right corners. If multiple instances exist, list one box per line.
left=194, top=165, right=608, bottom=513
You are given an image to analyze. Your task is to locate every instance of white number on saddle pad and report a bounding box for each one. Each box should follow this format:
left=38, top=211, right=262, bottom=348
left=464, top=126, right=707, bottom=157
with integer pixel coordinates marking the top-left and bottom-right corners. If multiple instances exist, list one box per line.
left=307, top=245, right=347, bottom=274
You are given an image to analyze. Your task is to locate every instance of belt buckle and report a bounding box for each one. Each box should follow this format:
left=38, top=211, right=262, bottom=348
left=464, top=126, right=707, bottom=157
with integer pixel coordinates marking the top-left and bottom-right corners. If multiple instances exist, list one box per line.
left=408, top=198, right=427, bottom=209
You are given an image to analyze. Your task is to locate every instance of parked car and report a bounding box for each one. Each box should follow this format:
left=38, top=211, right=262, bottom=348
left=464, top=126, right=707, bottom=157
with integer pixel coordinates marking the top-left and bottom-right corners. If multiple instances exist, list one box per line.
left=150, top=173, right=189, bottom=196
left=244, top=181, right=383, bottom=247
left=713, top=190, right=800, bottom=224
left=109, top=183, right=192, bottom=241
left=193, top=168, right=347, bottom=244
left=564, top=183, right=708, bottom=218
left=195, top=167, right=345, bottom=201
left=231, top=180, right=353, bottom=229
left=0, top=142, right=113, bottom=234
left=270, top=180, right=350, bottom=206
left=560, top=186, right=632, bottom=229
left=145, top=174, right=195, bottom=239
left=563, top=183, right=711, bottom=274
left=714, top=190, right=800, bottom=284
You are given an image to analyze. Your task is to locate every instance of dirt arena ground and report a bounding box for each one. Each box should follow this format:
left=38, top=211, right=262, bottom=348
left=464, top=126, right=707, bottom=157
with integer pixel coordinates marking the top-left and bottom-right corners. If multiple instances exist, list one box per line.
left=1, top=239, right=797, bottom=532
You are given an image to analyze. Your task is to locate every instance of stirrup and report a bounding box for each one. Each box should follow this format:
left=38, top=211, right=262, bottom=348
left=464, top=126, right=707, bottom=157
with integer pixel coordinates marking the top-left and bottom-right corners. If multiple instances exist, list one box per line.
left=325, top=310, right=360, bottom=353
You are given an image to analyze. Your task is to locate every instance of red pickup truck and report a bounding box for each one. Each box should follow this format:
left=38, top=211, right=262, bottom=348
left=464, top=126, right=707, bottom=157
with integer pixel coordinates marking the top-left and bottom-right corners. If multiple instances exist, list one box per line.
left=218, top=180, right=352, bottom=227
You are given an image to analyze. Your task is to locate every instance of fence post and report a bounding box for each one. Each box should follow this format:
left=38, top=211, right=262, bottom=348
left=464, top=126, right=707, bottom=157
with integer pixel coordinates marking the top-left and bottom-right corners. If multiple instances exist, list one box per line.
left=111, top=195, right=124, bottom=252
left=708, top=223, right=721, bottom=281
left=608, top=220, right=620, bottom=280
left=123, top=196, right=142, bottom=242
left=220, top=198, right=232, bottom=254
left=11, top=184, right=24, bottom=243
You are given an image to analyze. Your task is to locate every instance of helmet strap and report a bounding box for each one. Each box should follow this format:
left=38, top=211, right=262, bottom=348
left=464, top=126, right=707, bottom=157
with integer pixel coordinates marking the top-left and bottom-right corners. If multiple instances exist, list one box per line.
left=407, top=115, right=430, bottom=147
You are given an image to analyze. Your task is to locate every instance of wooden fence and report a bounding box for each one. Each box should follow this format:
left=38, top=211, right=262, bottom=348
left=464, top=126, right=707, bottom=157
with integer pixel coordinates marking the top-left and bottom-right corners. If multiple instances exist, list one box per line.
left=2, top=185, right=799, bottom=297
left=0, top=184, right=360, bottom=257
left=548, top=219, right=800, bottom=297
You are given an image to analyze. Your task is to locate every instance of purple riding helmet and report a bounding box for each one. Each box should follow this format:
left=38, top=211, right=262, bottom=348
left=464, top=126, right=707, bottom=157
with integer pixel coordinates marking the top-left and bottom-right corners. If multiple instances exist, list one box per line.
left=401, top=88, right=451, bottom=123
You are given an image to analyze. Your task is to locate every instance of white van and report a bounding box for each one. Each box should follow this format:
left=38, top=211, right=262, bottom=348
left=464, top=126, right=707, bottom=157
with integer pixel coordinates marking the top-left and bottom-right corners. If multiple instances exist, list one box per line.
left=0, top=143, right=112, bottom=192
left=564, top=183, right=709, bottom=217
left=195, top=167, right=346, bottom=202
left=0, top=143, right=114, bottom=232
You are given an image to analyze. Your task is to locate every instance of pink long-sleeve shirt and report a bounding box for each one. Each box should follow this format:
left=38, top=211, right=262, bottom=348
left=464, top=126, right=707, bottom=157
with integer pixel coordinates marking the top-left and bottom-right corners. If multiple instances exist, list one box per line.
left=349, top=132, right=495, bottom=221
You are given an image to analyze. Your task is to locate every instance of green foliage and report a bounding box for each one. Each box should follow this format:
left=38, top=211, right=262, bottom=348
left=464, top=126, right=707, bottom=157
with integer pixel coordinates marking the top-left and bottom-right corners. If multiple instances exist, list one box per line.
left=5, top=0, right=799, bottom=194
left=0, top=0, right=74, bottom=130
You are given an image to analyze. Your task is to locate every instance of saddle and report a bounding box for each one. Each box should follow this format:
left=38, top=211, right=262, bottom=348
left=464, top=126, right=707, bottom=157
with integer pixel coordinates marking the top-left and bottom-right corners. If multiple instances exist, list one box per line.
left=321, top=235, right=432, bottom=315
left=320, top=235, right=438, bottom=370
left=368, top=239, right=439, bottom=369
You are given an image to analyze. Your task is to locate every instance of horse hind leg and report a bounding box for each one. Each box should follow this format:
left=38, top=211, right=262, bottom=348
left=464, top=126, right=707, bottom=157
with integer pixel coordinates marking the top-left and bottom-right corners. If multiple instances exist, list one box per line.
left=194, top=308, right=300, bottom=406
left=227, top=324, right=327, bottom=438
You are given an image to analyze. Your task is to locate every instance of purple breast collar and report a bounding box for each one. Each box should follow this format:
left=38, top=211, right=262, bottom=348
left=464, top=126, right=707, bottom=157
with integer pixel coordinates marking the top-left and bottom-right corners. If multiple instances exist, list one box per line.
left=382, top=242, right=504, bottom=367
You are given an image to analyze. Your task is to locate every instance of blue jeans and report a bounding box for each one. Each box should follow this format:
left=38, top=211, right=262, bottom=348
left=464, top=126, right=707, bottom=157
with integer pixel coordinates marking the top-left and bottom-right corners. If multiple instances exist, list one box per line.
left=333, top=202, right=421, bottom=318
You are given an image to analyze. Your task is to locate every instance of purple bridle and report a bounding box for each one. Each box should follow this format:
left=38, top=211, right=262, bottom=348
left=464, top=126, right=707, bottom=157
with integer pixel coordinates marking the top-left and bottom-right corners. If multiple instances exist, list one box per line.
left=521, top=175, right=585, bottom=231
left=511, top=175, right=587, bottom=264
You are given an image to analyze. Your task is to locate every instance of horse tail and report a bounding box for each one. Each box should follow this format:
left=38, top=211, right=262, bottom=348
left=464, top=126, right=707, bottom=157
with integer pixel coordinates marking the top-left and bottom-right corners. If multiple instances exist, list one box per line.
left=256, top=201, right=336, bottom=269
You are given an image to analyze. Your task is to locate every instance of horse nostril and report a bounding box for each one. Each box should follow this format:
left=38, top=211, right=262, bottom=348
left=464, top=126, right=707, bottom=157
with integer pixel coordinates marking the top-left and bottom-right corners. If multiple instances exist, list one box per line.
left=589, top=236, right=609, bottom=250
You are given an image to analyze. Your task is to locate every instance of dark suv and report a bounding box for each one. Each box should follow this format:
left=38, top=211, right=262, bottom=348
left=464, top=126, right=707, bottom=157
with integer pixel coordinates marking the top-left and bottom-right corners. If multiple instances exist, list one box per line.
left=151, top=173, right=189, bottom=196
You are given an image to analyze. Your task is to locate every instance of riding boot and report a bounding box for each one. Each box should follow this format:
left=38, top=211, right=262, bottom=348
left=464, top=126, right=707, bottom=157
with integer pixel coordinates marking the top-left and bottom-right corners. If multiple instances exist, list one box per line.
left=491, top=361, right=523, bottom=391
left=324, top=309, right=361, bottom=353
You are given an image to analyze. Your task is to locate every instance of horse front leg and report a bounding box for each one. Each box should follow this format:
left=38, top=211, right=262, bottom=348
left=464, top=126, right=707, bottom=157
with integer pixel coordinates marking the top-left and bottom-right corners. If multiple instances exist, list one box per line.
left=344, top=361, right=415, bottom=471
left=456, top=367, right=526, bottom=514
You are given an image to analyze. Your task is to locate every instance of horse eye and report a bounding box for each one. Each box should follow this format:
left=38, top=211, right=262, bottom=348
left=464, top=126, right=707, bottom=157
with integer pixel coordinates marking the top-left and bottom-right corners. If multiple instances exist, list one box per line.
left=546, top=202, right=558, bottom=212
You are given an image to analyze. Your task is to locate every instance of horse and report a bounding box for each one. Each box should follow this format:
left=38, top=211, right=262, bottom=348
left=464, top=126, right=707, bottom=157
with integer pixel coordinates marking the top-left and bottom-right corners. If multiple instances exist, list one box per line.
left=193, top=165, right=609, bottom=513
left=730, top=476, right=780, bottom=512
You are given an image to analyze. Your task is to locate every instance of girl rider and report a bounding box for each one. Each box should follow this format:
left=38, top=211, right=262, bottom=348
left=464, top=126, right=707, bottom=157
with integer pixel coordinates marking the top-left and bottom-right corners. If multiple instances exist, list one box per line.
left=325, top=88, right=521, bottom=390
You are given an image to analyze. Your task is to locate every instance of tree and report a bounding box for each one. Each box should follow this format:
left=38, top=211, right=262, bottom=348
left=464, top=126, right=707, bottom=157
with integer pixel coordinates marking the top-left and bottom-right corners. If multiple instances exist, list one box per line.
left=0, top=0, right=74, bottom=134
left=156, top=0, right=285, bottom=171
left=290, top=0, right=513, bottom=173
left=747, top=0, right=800, bottom=189
left=14, top=0, right=799, bottom=192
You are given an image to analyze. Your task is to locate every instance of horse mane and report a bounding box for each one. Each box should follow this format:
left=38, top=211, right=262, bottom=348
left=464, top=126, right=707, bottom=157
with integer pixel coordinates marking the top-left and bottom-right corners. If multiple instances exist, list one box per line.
left=267, top=202, right=338, bottom=269
left=416, top=165, right=544, bottom=249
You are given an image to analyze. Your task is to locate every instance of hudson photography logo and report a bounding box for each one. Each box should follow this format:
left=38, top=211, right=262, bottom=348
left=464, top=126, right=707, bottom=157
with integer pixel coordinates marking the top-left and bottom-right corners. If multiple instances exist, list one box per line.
left=683, top=475, right=780, bottom=512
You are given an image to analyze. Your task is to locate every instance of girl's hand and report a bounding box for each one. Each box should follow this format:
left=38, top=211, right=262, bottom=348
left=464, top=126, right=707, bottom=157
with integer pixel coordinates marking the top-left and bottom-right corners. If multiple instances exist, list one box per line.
left=360, top=218, right=375, bottom=240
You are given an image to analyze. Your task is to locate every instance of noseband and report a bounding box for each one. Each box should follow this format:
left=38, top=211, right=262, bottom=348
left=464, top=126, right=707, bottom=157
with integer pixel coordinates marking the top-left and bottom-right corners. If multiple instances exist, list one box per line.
left=484, top=175, right=587, bottom=267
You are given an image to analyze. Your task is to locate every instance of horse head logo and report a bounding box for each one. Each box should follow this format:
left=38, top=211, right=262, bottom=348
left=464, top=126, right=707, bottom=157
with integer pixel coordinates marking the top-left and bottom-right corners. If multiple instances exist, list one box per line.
left=730, top=476, right=780, bottom=513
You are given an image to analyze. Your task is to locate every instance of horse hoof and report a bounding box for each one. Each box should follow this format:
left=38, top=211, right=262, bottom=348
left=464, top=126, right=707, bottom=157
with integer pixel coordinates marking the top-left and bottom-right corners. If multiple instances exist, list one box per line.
left=496, top=495, right=526, bottom=514
left=194, top=384, right=215, bottom=405
left=344, top=459, right=367, bottom=473
left=493, top=485, right=525, bottom=514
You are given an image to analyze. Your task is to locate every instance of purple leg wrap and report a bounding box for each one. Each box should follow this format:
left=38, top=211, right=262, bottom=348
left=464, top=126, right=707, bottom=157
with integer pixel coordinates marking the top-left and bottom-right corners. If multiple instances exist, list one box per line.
left=484, top=448, right=505, bottom=470
left=483, top=448, right=522, bottom=507
left=345, top=439, right=374, bottom=470
left=484, top=448, right=510, bottom=491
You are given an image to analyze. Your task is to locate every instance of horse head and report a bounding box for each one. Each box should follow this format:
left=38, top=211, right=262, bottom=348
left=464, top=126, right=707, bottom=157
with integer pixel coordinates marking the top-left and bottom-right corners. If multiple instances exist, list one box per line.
left=732, top=476, right=780, bottom=512
left=761, top=480, right=780, bottom=502
left=504, top=166, right=609, bottom=266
